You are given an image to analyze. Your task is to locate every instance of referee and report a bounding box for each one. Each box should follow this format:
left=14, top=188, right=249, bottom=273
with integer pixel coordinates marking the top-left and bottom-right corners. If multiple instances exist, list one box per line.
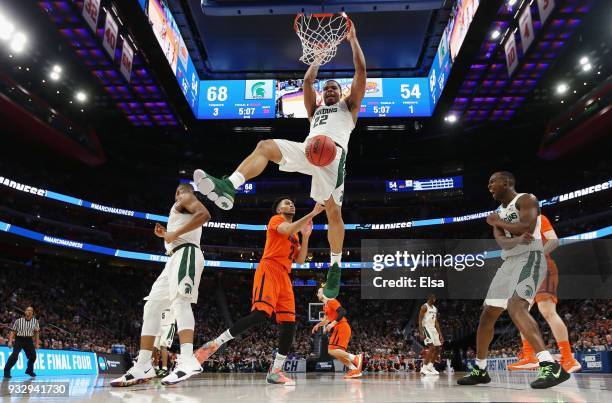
left=3, top=306, right=40, bottom=378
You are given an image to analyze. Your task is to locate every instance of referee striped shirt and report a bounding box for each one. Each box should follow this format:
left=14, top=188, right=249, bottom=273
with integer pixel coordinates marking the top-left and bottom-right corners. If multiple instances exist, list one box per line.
left=12, top=317, right=40, bottom=337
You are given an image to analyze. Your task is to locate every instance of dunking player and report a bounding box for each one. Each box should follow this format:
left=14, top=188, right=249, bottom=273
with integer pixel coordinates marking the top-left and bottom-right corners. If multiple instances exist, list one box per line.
left=194, top=198, right=324, bottom=385
left=153, top=308, right=177, bottom=377
left=419, top=294, right=443, bottom=375
left=507, top=214, right=581, bottom=373
left=111, top=183, right=210, bottom=387
left=312, top=286, right=363, bottom=378
left=192, top=22, right=366, bottom=298
left=458, top=172, right=570, bottom=389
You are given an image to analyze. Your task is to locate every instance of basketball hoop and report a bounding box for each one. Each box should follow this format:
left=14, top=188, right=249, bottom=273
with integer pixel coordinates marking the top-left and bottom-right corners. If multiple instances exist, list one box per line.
left=294, top=12, right=351, bottom=66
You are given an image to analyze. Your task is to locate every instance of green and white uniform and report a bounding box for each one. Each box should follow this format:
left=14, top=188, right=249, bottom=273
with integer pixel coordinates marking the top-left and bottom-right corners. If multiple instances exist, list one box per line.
left=485, top=193, right=546, bottom=309
left=274, top=99, right=354, bottom=205
left=422, top=303, right=441, bottom=346
left=154, top=308, right=176, bottom=349
left=146, top=203, right=204, bottom=304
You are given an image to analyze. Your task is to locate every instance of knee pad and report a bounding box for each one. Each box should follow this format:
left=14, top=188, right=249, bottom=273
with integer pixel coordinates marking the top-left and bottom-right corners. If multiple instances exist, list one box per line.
left=142, top=299, right=169, bottom=336
left=171, top=298, right=194, bottom=332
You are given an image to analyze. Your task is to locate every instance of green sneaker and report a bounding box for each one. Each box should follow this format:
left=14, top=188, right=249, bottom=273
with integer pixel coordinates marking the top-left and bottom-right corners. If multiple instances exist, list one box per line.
left=530, top=362, right=570, bottom=389
left=322, top=262, right=341, bottom=299
left=457, top=365, right=491, bottom=385
left=193, top=169, right=236, bottom=210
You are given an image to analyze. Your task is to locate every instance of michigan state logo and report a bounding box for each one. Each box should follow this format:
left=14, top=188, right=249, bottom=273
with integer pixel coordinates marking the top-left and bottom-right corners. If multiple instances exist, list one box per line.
left=524, top=284, right=533, bottom=297
left=184, top=284, right=192, bottom=295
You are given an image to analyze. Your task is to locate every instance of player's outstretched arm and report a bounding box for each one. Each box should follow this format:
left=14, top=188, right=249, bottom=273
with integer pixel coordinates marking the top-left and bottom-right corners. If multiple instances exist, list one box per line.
left=303, top=63, right=320, bottom=118
left=345, top=21, right=366, bottom=115
left=277, top=204, right=325, bottom=235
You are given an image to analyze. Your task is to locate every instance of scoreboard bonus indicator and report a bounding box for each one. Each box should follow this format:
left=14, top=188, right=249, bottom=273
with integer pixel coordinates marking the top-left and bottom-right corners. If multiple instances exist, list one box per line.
left=386, top=176, right=463, bottom=192
left=197, top=80, right=276, bottom=119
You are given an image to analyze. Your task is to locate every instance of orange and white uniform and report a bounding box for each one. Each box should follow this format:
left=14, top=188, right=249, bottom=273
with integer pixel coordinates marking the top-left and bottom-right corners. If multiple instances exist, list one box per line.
left=251, top=215, right=300, bottom=323
left=324, top=298, right=351, bottom=351
left=535, top=214, right=559, bottom=304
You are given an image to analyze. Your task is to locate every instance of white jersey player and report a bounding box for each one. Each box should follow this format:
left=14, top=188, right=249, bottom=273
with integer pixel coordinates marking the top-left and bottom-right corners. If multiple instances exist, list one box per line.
left=111, top=183, right=210, bottom=387
left=192, top=20, right=366, bottom=284
left=419, top=295, right=443, bottom=375
left=458, top=171, right=570, bottom=389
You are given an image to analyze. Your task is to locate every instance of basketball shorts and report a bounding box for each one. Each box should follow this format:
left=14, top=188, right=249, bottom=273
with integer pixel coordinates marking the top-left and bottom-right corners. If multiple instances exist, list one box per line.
left=145, top=244, right=204, bottom=304
left=154, top=322, right=176, bottom=349
left=423, top=326, right=441, bottom=347
left=251, top=260, right=295, bottom=323
left=273, top=139, right=346, bottom=206
left=534, top=257, right=558, bottom=304
left=328, top=321, right=351, bottom=351
left=484, top=250, right=547, bottom=309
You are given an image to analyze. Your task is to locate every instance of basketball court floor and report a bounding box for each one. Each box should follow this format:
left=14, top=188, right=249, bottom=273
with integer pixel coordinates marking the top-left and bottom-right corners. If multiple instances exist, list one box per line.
left=2, top=372, right=610, bottom=402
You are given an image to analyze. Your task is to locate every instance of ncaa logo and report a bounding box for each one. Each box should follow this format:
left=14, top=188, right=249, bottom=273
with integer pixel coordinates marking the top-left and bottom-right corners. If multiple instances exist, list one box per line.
left=98, top=356, right=107, bottom=371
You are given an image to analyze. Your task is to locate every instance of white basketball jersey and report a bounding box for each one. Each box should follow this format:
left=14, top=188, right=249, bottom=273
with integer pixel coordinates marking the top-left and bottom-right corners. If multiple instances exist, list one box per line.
left=498, top=193, right=542, bottom=259
left=160, top=308, right=174, bottom=327
left=306, top=99, right=355, bottom=151
left=164, top=203, right=202, bottom=253
left=422, top=303, right=437, bottom=328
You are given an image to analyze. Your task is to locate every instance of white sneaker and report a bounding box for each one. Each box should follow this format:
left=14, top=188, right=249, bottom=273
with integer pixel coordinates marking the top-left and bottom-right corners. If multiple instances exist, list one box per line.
left=420, top=365, right=432, bottom=375
left=161, top=355, right=202, bottom=385
left=428, top=364, right=439, bottom=375
left=110, top=364, right=155, bottom=387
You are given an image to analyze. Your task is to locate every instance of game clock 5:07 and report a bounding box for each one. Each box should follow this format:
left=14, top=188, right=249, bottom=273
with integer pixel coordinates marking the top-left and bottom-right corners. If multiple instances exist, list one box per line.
left=197, top=80, right=276, bottom=119
left=358, top=77, right=432, bottom=118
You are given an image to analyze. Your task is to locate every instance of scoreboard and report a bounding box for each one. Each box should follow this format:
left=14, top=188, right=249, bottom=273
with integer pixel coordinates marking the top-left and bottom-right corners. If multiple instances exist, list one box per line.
left=197, top=80, right=276, bottom=119
left=276, top=77, right=431, bottom=119
left=236, top=182, right=256, bottom=194
left=386, top=176, right=463, bottom=192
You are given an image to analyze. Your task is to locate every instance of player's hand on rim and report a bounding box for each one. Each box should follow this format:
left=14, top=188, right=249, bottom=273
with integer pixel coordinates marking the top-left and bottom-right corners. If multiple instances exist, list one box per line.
left=346, top=19, right=356, bottom=42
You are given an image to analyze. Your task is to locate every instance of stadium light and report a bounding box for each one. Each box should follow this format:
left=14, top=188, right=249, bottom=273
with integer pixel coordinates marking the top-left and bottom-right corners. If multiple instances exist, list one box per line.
left=0, top=18, right=15, bottom=41
left=491, top=30, right=501, bottom=40
left=49, top=65, right=62, bottom=81
left=75, top=91, right=87, bottom=102
left=508, top=0, right=518, bottom=6
left=444, top=114, right=458, bottom=124
left=579, top=56, right=589, bottom=65
left=9, top=31, right=26, bottom=53
left=582, top=63, right=592, bottom=72
left=556, top=83, right=568, bottom=95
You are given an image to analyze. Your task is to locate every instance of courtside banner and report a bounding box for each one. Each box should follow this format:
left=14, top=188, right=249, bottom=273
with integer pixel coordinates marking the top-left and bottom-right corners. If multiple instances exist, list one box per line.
left=95, top=353, right=130, bottom=374
left=283, top=359, right=306, bottom=373
left=576, top=351, right=611, bottom=373
left=1, top=175, right=610, bottom=230
left=0, top=348, right=98, bottom=376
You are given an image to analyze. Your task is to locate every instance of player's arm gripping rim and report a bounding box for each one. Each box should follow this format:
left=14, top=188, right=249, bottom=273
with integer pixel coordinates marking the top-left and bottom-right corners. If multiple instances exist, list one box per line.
left=294, top=220, right=313, bottom=265
left=276, top=204, right=325, bottom=236
left=155, top=193, right=211, bottom=244
left=303, top=63, right=320, bottom=120
left=345, top=21, right=366, bottom=121
left=418, top=304, right=427, bottom=341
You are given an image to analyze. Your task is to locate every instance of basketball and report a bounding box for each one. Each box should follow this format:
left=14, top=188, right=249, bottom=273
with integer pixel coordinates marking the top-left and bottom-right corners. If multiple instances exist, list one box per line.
left=305, top=135, right=337, bottom=167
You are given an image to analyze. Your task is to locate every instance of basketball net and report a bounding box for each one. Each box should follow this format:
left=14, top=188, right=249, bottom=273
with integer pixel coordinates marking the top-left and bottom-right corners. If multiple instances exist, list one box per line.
left=294, top=12, right=351, bottom=66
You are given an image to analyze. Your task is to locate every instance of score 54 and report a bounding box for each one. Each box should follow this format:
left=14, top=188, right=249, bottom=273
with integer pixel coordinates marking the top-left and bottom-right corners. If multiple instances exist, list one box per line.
left=400, top=84, right=421, bottom=99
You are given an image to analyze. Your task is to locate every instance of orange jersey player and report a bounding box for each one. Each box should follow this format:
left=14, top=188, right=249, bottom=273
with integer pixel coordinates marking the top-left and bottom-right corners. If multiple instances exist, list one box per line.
left=312, top=287, right=363, bottom=379
left=194, top=198, right=324, bottom=385
left=508, top=214, right=581, bottom=373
